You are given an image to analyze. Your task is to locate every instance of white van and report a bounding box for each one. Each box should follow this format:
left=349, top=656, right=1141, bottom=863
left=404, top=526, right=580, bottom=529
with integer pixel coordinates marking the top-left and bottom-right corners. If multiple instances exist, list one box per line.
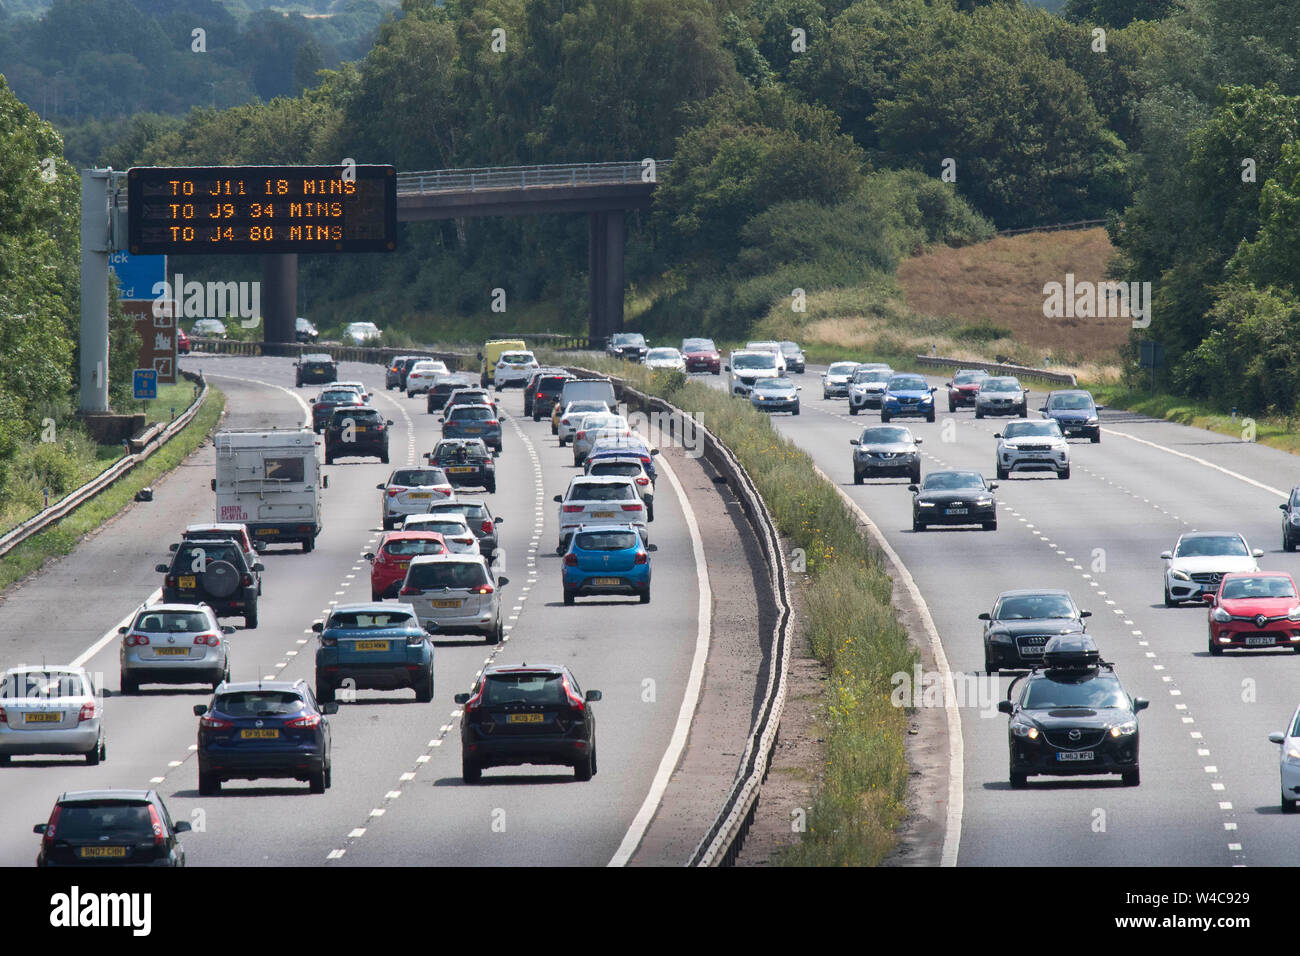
left=727, top=350, right=781, bottom=396
left=559, top=378, right=618, bottom=412
left=212, top=428, right=325, bottom=552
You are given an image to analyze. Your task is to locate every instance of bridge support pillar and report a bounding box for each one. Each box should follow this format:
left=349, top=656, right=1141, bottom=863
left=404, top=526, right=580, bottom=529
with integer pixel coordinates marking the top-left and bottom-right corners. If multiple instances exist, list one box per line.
left=588, top=210, right=624, bottom=344
left=262, top=254, right=298, bottom=355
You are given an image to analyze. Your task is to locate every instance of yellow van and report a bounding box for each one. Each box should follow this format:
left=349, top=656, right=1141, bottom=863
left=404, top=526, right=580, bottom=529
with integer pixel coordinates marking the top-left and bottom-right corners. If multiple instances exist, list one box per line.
left=479, top=339, right=526, bottom=387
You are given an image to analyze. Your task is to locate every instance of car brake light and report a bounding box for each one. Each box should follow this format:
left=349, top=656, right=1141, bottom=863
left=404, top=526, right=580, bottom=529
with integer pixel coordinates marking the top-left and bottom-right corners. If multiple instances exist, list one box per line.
left=286, top=713, right=322, bottom=729
left=561, top=674, right=585, bottom=712
left=634, top=551, right=648, bottom=564
left=635, top=477, right=649, bottom=486
left=125, top=633, right=150, bottom=646
left=481, top=520, right=494, bottom=534
left=621, top=504, right=642, bottom=511
left=194, top=633, right=220, bottom=646
left=561, top=418, right=570, bottom=425
left=562, top=505, right=583, bottom=513
left=564, top=554, right=578, bottom=566
left=200, top=713, right=233, bottom=730
left=165, top=575, right=176, bottom=588
left=148, top=804, right=165, bottom=846
left=0, top=705, right=6, bottom=724
left=577, top=431, right=586, bottom=440
left=320, top=636, right=337, bottom=646
left=241, top=574, right=253, bottom=587
left=387, top=488, right=401, bottom=497
left=485, top=420, right=498, bottom=426
left=400, top=585, right=420, bottom=596
left=43, top=804, right=61, bottom=846
left=537, top=392, right=544, bottom=400
left=78, top=702, right=96, bottom=722
left=471, top=584, right=495, bottom=594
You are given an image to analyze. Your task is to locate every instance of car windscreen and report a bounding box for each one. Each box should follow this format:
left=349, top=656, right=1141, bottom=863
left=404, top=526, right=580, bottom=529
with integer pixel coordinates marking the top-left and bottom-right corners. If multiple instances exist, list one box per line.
left=1220, top=576, right=1297, bottom=599
left=780, top=342, right=800, bottom=354
left=683, top=339, right=714, bottom=351
left=1, top=671, right=88, bottom=698
left=828, top=363, right=858, bottom=375
left=921, top=473, right=985, bottom=491
left=328, top=610, right=417, bottom=629
left=391, top=469, right=446, bottom=487
left=1175, top=535, right=1249, bottom=557
left=576, top=530, right=639, bottom=551
left=854, top=369, right=892, bottom=383
left=449, top=406, right=494, bottom=421
left=612, top=334, right=645, bottom=346
left=383, top=538, right=446, bottom=557
left=482, top=673, right=566, bottom=705
left=733, top=354, right=776, bottom=369
left=135, top=610, right=210, bottom=632
left=1050, top=394, right=1093, bottom=409
left=569, top=483, right=634, bottom=501
left=1023, top=676, right=1128, bottom=710
left=54, top=803, right=154, bottom=840
left=889, top=376, right=928, bottom=391
left=755, top=378, right=794, bottom=390
left=406, top=562, right=489, bottom=589
left=216, top=691, right=306, bottom=717
left=982, top=378, right=1020, bottom=393
left=953, top=372, right=985, bottom=384
left=861, top=427, right=912, bottom=444
left=995, top=594, right=1076, bottom=620
left=647, top=349, right=679, bottom=360
left=1003, top=422, right=1061, bottom=439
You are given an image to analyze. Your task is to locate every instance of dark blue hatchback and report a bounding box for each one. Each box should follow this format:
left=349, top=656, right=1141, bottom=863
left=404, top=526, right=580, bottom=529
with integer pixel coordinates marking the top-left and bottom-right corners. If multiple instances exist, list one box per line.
left=194, top=679, right=336, bottom=795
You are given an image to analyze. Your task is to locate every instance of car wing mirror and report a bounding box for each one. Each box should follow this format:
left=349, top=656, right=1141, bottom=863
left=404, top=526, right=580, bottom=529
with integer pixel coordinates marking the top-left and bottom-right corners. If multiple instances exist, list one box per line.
left=647, top=543, right=658, bottom=552
left=1133, top=698, right=1149, bottom=712
left=493, top=516, right=504, bottom=524
left=193, top=704, right=208, bottom=716
left=907, top=484, right=919, bottom=493
left=1282, top=504, right=1290, bottom=512
left=155, top=564, right=169, bottom=573
left=1269, top=731, right=1286, bottom=744
left=454, top=692, right=470, bottom=705
left=497, top=576, right=510, bottom=587
left=997, top=700, right=1014, bottom=715
left=311, top=621, right=324, bottom=633
left=585, top=690, right=602, bottom=702
left=252, top=562, right=265, bottom=572
left=1080, top=610, right=1092, bottom=618
left=377, top=483, right=386, bottom=490
left=221, top=625, right=236, bottom=635
left=1160, top=550, right=1172, bottom=560
left=978, top=612, right=991, bottom=620
left=1202, top=592, right=1216, bottom=604
left=320, top=701, right=339, bottom=715
left=174, top=820, right=193, bottom=833
left=850, top=439, right=860, bottom=445
left=553, top=494, right=563, bottom=502
left=1252, top=548, right=1264, bottom=557
left=988, top=482, right=998, bottom=490
left=169, top=542, right=179, bottom=551
left=364, top=552, right=375, bottom=561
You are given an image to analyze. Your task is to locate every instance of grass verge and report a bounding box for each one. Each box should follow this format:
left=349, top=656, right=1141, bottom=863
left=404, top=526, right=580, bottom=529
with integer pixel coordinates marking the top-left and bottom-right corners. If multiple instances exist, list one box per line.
left=0, top=386, right=226, bottom=595
left=548, top=352, right=916, bottom=865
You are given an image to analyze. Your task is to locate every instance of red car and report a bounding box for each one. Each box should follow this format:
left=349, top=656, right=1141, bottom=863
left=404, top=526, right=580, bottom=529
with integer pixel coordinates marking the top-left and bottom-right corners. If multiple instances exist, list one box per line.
left=177, top=327, right=190, bottom=355
left=681, top=337, right=721, bottom=375
left=946, top=369, right=987, bottom=411
left=365, top=531, right=448, bottom=601
left=1205, top=571, right=1300, bottom=655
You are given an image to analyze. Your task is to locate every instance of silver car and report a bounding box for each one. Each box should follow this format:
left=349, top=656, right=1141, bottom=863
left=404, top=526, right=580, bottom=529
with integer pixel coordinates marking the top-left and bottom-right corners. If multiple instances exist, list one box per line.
left=379, top=467, right=455, bottom=529
left=400, top=554, right=508, bottom=642
left=848, top=367, right=894, bottom=414
left=119, top=604, right=234, bottom=693
left=851, top=425, right=922, bottom=484
left=571, top=413, right=630, bottom=465
left=401, top=513, right=482, bottom=554
left=822, top=362, right=860, bottom=398
left=584, top=456, right=655, bottom=520
left=0, top=666, right=105, bottom=765
left=557, top=400, right=613, bottom=446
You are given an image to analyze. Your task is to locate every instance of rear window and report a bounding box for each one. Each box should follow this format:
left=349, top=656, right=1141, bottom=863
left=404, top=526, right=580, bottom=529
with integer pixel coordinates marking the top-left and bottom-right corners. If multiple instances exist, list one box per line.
left=570, top=483, right=634, bottom=501
left=175, top=544, right=241, bottom=568
left=215, top=691, right=306, bottom=717
left=406, top=562, right=489, bottom=590
left=264, top=457, right=304, bottom=482
left=134, top=610, right=210, bottom=632
left=431, top=502, right=488, bottom=522
left=320, top=391, right=355, bottom=403
left=331, top=409, right=381, bottom=424
left=54, top=803, right=154, bottom=840
left=327, top=611, right=416, bottom=629
left=1, top=671, right=89, bottom=699
left=391, top=469, right=447, bottom=487
left=450, top=407, right=493, bottom=421
left=482, top=673, right=566, bottom=705
left=576, top=530, right=638, bottom=551
left=589, top=462, right=641, bottom=477
left=539, top=377, right=569, bottom=392
left=383, top=539, right=446, bottom=557
left=500, top=352, right=532, bottom=363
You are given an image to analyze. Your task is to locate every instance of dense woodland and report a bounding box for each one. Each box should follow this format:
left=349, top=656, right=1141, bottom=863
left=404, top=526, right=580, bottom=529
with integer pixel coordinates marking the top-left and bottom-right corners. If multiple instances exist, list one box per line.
left=3, top=0, right=1300, bottom=502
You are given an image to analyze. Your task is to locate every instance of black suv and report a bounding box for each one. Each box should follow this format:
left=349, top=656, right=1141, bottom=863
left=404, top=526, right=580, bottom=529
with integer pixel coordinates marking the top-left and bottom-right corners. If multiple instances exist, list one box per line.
left=158, top=538, right=263, bottom=628
left=295, top=353, right=337, bottom=388
left=425, top=439, right=496, bottom=493
left=455, top=664, right=601, bottom=782
left=981, top=588, right=1091, bottom=673
left=34, top=790, right=191, bottom=867
left=998, top=634, right=1148, bottom=788
left=324, top=406, right=391, bottom=464
left=528, top=371, right=574, bottom=421
left=606, top=332, right=648, bottom=361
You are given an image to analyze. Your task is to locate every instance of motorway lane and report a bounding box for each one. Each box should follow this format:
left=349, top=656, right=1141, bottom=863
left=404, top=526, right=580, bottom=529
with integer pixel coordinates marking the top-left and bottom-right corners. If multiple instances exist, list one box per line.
left=701, top=363, right=1300, bottom=865
left=0, top=354, right=705, bottom=867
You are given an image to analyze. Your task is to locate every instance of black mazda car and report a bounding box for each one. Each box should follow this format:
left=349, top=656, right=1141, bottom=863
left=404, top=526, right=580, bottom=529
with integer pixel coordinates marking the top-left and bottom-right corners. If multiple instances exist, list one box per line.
left=909, top=470, right=998, bottom=532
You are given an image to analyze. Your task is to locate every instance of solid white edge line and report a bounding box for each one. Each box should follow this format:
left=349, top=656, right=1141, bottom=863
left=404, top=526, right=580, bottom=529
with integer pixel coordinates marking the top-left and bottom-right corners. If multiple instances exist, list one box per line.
left=73, top=589, right=163, bottom=669
left=607, top=450, right=711, bottom=867
left=204, top=371, right=312, bottom=420
left=811, top=463, right=964, bottom=869
left=1101, top=427, right=1286, bottom=498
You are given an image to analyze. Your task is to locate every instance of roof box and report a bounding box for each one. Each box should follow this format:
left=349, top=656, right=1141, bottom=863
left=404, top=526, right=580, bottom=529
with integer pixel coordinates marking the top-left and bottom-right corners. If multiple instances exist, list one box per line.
left=1042, top=633, right=1101, bottom=668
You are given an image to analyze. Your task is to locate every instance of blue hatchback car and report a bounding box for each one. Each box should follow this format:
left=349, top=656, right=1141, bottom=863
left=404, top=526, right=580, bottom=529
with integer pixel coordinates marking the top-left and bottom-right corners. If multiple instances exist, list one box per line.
left=313, top=603, right=434, bottom=704
left=1039, top=389, right=1103, bottom=443
left=881, top=373, right=937, bottom=423
left=193, top=679, right=336, bottom=795
left=562, top=524, right=651, bottom=605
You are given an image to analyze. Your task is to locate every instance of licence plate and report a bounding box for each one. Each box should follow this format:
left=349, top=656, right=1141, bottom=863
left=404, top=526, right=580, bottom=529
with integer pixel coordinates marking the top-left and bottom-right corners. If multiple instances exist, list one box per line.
left=431, top=599, right=461, bottom=608
left=154, top=648, right=189, bottom=656
left=593, top=577, right=622, bottom=586
left=79, top=846, right=128, bottom=858
left=239, top=729, right=279, bottom=739
left=256, top=528, right=279, bottom=535
left=945, top=508, right=968, bottom=516
left=448, top=466, right=474, bottom=473
left=408, top=492, right=432, bottom=499
left=1057, top=751, right=1093, bottom=761
left=355, top=640, right=389, bottom=651
left=178, top=575, right=197, bottom=589
left=463, top=427, right=482, bottom=433
left=24, top=712, right=61, bottom=723
left=508, top=713, right=545, bottom=724
left=397, top=562, right=409, bottom=570
left=354, top=426, right=366, bottom=432
left=592, top=511, right=616, bottom=518
left=1246, top=636, right=1276, bottom=646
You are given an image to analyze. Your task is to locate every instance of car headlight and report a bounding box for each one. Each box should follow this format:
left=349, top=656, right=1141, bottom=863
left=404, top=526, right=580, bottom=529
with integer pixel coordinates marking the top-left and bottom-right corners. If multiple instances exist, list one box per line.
left=1286, top=746, right=1300, bottom=764
left=1288, top=606, right=1300, bottom=622
left=1011, top=722, right=1039, bottom=739
left=1109, top=720, right=1137, bottom=738
left=918, top=501, right=937, bottom=508
left=1170, top=569, right=1190, bottom=581
left=1211, top=607, right=1231, bottom=623
left=974, top=497, right=993, bottom=506
left=1086, top=417, right=1098, bottom=425
left=1290, top=514, right=1300, bottom=525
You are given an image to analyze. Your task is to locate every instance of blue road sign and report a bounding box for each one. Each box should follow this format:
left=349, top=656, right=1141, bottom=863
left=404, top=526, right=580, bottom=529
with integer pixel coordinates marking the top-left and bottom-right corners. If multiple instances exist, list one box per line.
left=108, top=251, right=166, bottom=301
left=133, top=368, right=158, bottom=400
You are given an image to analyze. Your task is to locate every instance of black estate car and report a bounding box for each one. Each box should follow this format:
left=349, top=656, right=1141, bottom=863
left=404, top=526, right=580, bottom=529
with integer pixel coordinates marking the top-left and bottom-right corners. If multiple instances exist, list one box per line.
left=295, top=354, right=337, bottom=388
left=909, top=470, right=998, bottom=532
left=999, top=634, right=1147, bottom=788
left=324, top=406, right=391, bottom=464
left=980, top=588, right=1092, bottom=673
left=35, top=790, right=191, bottom=867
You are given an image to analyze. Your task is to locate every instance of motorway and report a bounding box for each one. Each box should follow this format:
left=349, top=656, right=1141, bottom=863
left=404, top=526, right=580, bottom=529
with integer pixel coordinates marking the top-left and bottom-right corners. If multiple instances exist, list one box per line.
left=0, top=355, right=714, bottom=867
left=705, top=363, right=1300, bottom=866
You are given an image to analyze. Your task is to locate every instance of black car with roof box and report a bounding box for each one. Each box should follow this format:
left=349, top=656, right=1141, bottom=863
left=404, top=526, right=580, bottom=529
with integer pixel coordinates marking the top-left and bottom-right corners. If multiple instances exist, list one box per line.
left=35, top=789, right=191, bottom=867
left=295, top=353, right=337, bottom=388
left=999, top=634, right=1147, bottom=787
left=158, top=538, right=263, bottom=628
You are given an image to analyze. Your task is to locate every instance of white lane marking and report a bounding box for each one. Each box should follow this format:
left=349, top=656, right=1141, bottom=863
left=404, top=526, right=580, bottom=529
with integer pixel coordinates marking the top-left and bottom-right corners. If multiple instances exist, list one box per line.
left=1102, top=426, right=1286, bottom=498
left=205, top=371, right=311, bottom=420
left=73, top=589, right=162, bottom=668
left=608, top=448, right=712, bottom=868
